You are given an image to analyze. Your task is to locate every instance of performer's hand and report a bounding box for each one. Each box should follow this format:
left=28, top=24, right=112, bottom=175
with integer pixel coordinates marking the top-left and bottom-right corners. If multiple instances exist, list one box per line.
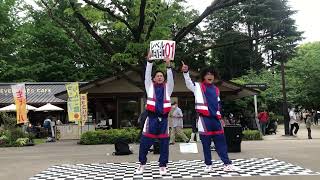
left=181, top=61, right=189, bottom=72
left=146, top=51, right=153, bottom=62
left=164, top=56, right=171, bottom=67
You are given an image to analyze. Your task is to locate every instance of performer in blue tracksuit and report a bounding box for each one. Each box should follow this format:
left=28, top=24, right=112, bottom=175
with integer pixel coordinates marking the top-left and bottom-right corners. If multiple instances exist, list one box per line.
left=181, top=61, right=239, bottom=172
left=136, top=52, right=174, bottom=175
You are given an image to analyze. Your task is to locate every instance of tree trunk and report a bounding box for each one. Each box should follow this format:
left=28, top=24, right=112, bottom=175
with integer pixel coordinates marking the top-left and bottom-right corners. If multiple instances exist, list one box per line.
left=280, top=60, right=290, bottom=135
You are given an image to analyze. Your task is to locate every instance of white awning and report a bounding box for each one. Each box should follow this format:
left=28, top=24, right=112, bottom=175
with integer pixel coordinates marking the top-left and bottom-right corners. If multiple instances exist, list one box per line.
left=0, top=104, right=37, bottom=112
left=35, top=103, right=64, bottom=111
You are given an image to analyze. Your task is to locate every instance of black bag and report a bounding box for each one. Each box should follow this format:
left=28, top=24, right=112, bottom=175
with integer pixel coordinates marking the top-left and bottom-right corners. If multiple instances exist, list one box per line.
left=113, top=139, right=133, bottom=156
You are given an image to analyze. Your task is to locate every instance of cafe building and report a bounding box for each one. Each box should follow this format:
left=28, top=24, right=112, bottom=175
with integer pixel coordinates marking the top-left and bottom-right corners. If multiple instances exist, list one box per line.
left=0, top=82, right=72, bottom=125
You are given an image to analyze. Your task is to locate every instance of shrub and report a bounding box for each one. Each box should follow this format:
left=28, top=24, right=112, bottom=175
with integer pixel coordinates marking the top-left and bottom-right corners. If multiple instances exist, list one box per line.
left=10, top=128, right=27, bottom=142
left=242, top=130, right=263, bottom=140
left=175, top=128, right=192, bottom=142
left=80, top=128, right=140, bottom=145
left=80, top=128, right=197, bottom=145
left=0, top=128, right=30, bottom=147
left=0, top=113, right=16, bottom=130
left=0, top=134, right=10, bottom=145
left=15, top=138, right=30, bottom=147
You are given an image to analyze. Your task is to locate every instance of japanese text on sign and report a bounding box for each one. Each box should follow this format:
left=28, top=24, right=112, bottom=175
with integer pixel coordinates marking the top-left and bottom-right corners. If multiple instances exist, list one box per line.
left=149, top=40, right=175, bottom=60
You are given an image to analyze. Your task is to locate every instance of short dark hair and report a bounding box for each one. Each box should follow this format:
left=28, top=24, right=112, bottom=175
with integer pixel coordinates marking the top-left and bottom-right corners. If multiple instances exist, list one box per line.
left=200, top=67, right=219, bottom=81
left=152, top=70, right=166, bottom=80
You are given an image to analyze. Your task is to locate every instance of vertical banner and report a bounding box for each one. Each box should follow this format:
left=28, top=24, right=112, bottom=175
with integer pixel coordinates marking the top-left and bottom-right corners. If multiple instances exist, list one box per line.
left=66, top=82, right=81, bottom=122
left=80, top=93, right=88, bottom=126
left=11, top=84, right=27, bottom=124
left=149, top=40, right=176, bottom=60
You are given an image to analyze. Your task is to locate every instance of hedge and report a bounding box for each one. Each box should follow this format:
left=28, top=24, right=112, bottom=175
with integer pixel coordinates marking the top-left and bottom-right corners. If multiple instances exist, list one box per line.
left=242, top=130, right=263, bottom=140
left=80, top=128, right=193, bottom=145
left=80, top=128, right=140, bottom=145
left=80, top=128, right=263, bottom=145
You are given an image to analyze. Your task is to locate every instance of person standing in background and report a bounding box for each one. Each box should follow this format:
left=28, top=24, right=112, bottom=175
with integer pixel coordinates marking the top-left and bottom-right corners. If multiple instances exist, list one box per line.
left=169, top=102, right=189, bottom=144
left=306, top=112, right=312, bottom=139
left=258, top=109, right=269, bottom=136
left=289, top=108, right=299, bottom=136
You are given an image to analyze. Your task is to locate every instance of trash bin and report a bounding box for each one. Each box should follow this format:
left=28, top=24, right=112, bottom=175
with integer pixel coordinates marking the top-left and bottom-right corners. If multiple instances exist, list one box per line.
left=224, top=125, right=242, bottom=152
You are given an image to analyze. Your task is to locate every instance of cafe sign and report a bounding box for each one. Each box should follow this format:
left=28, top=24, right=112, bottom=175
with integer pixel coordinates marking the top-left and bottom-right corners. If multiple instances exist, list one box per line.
left=0, top=88, right=52, bottom=95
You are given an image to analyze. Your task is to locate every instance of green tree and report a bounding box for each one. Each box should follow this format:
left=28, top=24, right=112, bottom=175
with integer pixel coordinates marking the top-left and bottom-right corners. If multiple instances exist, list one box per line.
left=287, top=42, right=320, bottom=109
left=34, top=0, right=247, bottom=83
left=0, top=0, right=18, bottom=71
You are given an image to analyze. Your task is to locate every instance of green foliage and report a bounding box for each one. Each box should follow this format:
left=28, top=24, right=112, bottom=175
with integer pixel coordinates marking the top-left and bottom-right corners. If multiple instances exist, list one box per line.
left=15, top=137, right=29, bottom=146
left=33, top=138, right=46, bottom=145
left=0, top=133, right=10, bottom=145
left=269, top=112, right=284, bottom=124
left=175, top=128, right=192, bottom=142
left=211, top=31, right=258, bottom=80
left=232, top=69, right=283, bottom=114
left=233, top=41, right=320, bottom=118
left=206, top=0, right=302, bottom=80
left=0, top=0, right=302, bottom=85
left=286, top=42, right=320, bottom=109
left=10, top=128, right=27, bottom=141
left=0, top=112, right=16, bottom=129
left=242, top=130, right=263, bottom=141
left=80, top=128, right=193, bottom=145
left=80, top=128, right=140, bottom=145
left=0, top=128, right=29, bottom=147
left=0, top=113, right=34, bottom=147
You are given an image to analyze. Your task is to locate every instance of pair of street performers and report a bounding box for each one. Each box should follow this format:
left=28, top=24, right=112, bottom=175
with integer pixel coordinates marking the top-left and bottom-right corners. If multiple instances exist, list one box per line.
left=136, top=52, right=239, bottom=175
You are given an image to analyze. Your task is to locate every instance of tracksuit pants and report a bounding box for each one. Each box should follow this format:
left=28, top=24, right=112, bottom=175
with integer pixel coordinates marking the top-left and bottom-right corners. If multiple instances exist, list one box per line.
left=139, top=116, right=169, bottom=167
left=200, top=134, right=231, bottom=165
left=198, top=116, right=231, bottom=165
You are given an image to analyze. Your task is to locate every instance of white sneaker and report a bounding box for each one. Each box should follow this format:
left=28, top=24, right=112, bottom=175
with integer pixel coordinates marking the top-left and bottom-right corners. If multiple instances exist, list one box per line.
left=159, top=166, right=167, bottom=175
left=135, top=165, right=145, bottom=174
left=223, top=164, right=240, bottom=172
left=204, top=165, right=213, bottom=172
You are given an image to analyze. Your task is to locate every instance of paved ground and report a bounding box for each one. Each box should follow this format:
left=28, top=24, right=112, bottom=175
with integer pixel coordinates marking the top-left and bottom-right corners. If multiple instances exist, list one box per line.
left=0, top=125, right=319, bottom=180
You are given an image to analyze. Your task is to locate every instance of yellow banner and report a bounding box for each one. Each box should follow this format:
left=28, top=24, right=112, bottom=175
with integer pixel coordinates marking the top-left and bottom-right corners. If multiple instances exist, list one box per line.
left=11, top=84, right=27, bottom=124
left=80, top=94, right=88, bottom=126
left=66, top=82, right=81, bottom=122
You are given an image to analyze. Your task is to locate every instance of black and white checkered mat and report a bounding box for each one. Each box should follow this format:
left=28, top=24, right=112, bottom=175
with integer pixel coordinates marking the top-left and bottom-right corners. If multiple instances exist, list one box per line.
left=30, top=158, right=320, bottom=179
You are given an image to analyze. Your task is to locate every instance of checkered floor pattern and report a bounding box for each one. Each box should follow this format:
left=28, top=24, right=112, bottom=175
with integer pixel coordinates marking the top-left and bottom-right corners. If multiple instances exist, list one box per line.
left=30, top=158, right=320, bottom=180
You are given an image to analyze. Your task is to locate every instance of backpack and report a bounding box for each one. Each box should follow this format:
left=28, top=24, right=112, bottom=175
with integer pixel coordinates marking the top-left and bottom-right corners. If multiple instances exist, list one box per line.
left=43, top=120, right=51, bottom=129
left=113, top=139, right=133, bottom=156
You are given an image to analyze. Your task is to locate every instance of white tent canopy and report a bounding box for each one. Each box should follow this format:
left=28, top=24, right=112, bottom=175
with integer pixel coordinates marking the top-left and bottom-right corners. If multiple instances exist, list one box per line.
left=0, top=104, right=37, bottom=112
left=35, top=103, right=64, bottom=111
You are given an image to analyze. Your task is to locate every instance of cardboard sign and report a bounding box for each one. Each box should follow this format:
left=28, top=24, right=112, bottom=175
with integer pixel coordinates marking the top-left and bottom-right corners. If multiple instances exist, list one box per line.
left=149, top=40, right=176, bottom=60
left=179, top=143, right=198, bottom=154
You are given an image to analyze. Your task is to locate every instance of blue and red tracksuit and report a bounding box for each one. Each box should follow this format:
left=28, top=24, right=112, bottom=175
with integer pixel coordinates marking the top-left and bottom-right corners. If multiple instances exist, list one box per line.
left=199, top=83, right=231, bottom=165
left=139, top=84, right=170, bottom=167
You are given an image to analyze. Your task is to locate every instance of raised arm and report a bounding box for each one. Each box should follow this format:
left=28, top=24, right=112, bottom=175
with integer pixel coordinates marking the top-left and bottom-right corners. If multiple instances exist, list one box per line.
left=216, top=87, right=222, bottom=119
left=144, top=52, right=153, bottom=90
left=165, top=57, right=174, bottom=95
left=181, top=61, right=195, bottom=92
